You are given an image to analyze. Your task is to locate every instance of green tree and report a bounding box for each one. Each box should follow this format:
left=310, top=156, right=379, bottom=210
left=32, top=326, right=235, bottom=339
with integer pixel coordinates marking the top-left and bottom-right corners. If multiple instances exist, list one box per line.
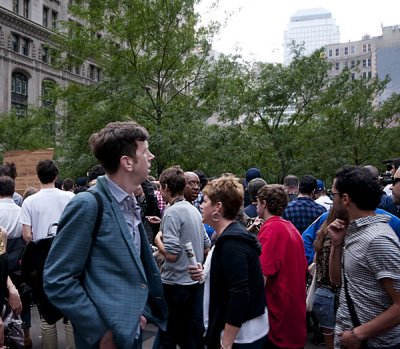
left=53, top=0, right=220, bottom=177
left=0, top=108, right=56, bottom=162
left=298, top=70, right=400, bottom=181
left=207, top=48, right=333, bottom=182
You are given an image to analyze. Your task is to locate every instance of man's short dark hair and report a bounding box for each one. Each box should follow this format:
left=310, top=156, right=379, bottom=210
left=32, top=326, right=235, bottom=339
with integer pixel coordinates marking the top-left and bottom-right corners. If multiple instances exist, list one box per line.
left=55, top=178, right=63, bottom=189
left=284, top=175, right=299, bottom=189
left=159, top=166, right=186, bottom=197
left=0, top=176, right=15, bottom=197
left=299, top=175, right=317, bottom=195
left=335, top=166, right=381, bottom=211
left=89, top=121, right=149, bottom=174
left=37, top=160, right=59, bottom=184
left=88, top=165, right=105, bottom=182
left=0, top=162, right=18, bottom=179
left=248, top=178, right=267, bottom=202
left=194, top=170, right=208, bottom=190
left=63, top=178, right=74, bottom=191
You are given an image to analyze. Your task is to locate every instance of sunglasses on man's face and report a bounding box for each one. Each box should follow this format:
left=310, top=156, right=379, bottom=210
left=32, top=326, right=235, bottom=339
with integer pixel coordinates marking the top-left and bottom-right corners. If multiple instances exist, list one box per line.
left=393, top=177, right=400, bottom=185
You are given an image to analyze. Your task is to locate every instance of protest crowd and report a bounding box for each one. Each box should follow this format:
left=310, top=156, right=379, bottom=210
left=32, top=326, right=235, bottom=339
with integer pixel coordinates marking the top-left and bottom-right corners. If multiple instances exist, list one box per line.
left=0, top=121, right=399, bottom=349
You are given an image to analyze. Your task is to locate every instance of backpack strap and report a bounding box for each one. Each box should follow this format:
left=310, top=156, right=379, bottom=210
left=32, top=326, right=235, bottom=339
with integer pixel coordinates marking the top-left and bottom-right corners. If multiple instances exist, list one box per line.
left=87, top=191, right=103, bottom=239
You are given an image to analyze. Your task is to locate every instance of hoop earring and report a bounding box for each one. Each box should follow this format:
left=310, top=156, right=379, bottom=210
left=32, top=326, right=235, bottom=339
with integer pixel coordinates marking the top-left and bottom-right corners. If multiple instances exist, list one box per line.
left=211, top=212, right=220, bottom=222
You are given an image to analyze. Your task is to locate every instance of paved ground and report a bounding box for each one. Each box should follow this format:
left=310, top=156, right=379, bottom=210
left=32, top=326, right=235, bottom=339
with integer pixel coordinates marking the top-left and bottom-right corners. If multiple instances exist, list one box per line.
left=28, top=305, right=323, bottom=348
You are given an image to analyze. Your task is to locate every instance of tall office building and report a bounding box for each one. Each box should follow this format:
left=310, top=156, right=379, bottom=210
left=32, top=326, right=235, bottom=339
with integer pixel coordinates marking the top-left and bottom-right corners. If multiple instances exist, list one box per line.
left=0, top=1, right=98, bottom=116
left=284, top=8, right=340, bottom=64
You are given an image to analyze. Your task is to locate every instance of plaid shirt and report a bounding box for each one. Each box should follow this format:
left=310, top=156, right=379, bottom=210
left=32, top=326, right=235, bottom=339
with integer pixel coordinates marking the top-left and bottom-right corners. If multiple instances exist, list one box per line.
left=155, top=190, right=166, bottom=215
left=283, top=197, right=326, bottom=234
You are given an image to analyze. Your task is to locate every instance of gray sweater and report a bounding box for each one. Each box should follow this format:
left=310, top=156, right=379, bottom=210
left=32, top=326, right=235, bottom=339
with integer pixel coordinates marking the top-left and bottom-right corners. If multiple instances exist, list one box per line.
left=161, top=201, right=210, bottom=285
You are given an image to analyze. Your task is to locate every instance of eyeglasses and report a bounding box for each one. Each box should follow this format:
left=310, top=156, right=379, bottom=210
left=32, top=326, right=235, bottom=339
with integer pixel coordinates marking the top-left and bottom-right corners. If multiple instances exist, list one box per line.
left=331, top=192, right=341, bottom=197
left=393, top=177, right=400, bottom=185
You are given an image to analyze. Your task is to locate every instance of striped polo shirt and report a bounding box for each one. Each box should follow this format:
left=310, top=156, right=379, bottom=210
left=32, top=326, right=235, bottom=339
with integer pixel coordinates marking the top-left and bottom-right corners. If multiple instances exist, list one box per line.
left=335, top=215, right=400, bottom=348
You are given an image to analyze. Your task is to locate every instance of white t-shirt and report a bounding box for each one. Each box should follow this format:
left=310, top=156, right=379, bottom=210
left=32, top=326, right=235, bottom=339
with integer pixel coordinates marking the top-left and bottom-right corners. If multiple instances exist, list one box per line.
left=203, top=247, right=269, bottom=344
left=0, top=198, right=22, bottom=239
left=384, top=183, right=393, bottom=197
left=20, top=188, right=74, bottom=241
left=315, top=195, right=333, bottom=211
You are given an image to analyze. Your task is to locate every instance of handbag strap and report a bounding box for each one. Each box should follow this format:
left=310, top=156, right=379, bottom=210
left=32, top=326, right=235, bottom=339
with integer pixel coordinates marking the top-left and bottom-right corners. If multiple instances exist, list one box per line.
left=342, top=257, right=362, bottom=327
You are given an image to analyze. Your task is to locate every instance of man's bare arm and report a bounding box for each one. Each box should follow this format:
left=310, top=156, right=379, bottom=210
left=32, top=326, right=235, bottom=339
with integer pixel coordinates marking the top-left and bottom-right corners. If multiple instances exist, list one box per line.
left=22, top=224, right=33, bottom=242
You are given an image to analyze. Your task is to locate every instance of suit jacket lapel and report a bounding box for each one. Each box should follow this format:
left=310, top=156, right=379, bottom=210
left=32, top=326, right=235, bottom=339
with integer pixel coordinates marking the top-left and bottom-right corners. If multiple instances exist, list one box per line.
left=97, top=177, right=147, bottom=281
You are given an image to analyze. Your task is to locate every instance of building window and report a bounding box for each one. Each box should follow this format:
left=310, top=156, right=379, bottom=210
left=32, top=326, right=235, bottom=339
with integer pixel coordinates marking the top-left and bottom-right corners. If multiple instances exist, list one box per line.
left=351, top=46, right=356, bottom=54
left=344, top=61, right=349, bottom=68
left=41, top=79, right=56, bottom=108
left=362, top=58, right=372, bottom=68
left=22, top=38, right=29, bottom=56
left=52, top=11, right=58, bottom=29
left=74, top=64, right=81, bottom=75
left=344, top=47, right=349, bottom=55
left=363, top=71, right=372, bottom=79
left=362, top=44, right=371, bottom=53
left=89, top=64, right=100, bottom=82
left=11, top=72, right=28, bottom=116
left=351, top=60, right=356, bottom=68
left=328, top=49, right=332, bottom=57
left=351, top=73, right=355, bottom=80
left=335, top=48, right=339, bottom=56
left=43, top=7, right=49, bottom=27
left=42, top=45, right=49, bottom=63
left=335, top=62, right=340, bottom=71
left=13, top=0, right=19, bottom=14
left=23, top=0, right=29, bottom=18
left=11, top=34, right=20, bottom=53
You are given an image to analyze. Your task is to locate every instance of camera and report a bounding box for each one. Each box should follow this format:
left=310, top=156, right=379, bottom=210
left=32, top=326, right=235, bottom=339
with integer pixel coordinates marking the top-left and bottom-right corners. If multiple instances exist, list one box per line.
left=379, top=172, right=393, bottom=187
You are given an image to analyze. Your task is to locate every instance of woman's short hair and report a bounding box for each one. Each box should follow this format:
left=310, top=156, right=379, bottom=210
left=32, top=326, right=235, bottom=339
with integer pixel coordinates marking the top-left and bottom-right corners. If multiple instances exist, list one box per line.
left=159, top=166, right=186, bottom=197
left=257, top=184, right=288, bottom=216
left=203, top=175, right=243, bottom=220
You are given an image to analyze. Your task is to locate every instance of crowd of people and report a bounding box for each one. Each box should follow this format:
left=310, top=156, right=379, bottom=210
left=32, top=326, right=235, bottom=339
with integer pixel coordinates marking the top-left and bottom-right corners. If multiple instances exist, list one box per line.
left=0, top=120, right=399, bottom=349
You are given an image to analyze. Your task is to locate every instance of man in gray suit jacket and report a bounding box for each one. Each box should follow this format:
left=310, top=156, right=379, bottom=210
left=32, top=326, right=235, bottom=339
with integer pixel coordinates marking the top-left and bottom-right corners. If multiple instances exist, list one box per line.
left=44, top=121, right=168, bottom=349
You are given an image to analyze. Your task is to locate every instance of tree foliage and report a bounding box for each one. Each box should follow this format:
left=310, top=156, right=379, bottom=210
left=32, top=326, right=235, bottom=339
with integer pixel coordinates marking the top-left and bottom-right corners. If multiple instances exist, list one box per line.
left=53, top=0, right=220, bottom=177
left=0, top=108, right=56, bottom=162
left=3, top=1, right=397, bottom=183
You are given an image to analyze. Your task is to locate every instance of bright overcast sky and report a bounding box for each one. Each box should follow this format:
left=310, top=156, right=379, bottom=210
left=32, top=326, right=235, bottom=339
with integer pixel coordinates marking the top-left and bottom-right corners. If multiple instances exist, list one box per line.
left=196, top=0, right=400, bottom=63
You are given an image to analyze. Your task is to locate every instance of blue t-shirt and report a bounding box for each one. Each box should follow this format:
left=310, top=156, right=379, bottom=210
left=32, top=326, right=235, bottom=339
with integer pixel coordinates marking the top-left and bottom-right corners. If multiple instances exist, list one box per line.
left=302, top=208, right=400, bottom=264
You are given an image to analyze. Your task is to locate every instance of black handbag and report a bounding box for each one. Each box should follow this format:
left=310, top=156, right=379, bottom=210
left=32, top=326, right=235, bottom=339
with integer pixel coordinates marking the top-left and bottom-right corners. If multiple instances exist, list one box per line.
left=2, top=306, right=24, bottom=349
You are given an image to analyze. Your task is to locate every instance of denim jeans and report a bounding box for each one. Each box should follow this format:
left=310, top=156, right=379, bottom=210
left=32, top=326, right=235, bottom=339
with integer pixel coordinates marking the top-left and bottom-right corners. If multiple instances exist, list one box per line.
left=157, top=283, right=204, bottom=349
left=313, top=287, right=336, bottom=330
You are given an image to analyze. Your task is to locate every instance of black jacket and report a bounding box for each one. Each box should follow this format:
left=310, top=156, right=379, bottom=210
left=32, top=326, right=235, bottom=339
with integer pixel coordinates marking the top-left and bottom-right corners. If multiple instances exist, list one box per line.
left=205, top=221, right=266, bottom=348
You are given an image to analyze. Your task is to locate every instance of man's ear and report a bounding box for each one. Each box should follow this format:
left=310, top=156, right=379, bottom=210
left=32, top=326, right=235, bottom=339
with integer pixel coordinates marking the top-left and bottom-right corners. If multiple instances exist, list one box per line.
left=341, top=193, right=350, bottom=207
left=120, top=156, right=134, bottom=171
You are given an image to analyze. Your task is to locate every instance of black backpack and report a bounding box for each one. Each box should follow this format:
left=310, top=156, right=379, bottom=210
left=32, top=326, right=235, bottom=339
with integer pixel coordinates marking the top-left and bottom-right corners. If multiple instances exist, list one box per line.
left=20, top=191, right=103, bottom=325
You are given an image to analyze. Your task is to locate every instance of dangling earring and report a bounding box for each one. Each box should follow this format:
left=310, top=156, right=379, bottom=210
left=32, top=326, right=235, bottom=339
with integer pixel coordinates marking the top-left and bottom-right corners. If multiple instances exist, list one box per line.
left=211, top=212, right=220, bottom=222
